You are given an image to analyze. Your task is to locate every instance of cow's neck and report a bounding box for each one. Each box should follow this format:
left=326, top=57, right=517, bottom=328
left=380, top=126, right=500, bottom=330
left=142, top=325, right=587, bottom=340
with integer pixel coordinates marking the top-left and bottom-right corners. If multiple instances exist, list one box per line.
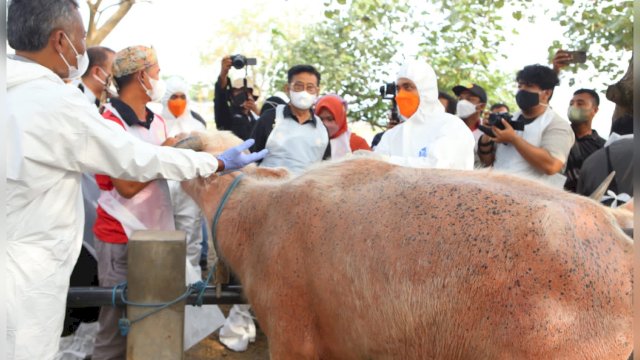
left=213, top=176, right=272, bottom=274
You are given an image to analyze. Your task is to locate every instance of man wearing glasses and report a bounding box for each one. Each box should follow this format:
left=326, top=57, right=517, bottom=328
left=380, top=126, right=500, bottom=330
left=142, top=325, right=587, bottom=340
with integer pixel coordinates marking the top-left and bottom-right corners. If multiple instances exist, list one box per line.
left=250, top=64, right=331, bottom=175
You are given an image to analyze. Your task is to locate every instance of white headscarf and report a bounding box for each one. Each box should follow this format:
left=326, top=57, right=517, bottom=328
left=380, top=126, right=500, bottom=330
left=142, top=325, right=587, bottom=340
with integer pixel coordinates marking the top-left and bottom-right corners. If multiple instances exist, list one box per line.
left=161, top=76, right=205, bottom=136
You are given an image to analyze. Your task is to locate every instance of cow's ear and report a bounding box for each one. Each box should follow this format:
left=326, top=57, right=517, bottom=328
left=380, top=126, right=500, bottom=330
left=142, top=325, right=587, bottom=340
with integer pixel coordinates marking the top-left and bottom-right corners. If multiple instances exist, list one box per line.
left=245, top=166, right=289, bottom=180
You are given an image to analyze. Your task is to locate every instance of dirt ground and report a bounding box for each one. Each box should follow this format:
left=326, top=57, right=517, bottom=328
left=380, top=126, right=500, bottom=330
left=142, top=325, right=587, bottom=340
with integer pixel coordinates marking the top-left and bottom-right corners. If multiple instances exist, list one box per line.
left=185, top=305, right=270, bottom=360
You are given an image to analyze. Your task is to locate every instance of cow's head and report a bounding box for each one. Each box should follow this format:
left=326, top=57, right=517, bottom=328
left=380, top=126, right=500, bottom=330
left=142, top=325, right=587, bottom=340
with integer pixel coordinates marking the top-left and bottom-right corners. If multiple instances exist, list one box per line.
left=177, top=130, right=289, bottom=220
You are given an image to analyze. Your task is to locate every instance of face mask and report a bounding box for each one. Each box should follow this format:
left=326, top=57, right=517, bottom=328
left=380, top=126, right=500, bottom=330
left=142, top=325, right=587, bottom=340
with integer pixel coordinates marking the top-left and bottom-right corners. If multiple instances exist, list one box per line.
left=92, top=67, right=109, bottom=86
left=290, top=90, right=317, bottom=110
left=516, top=89, right=540, bottom=111
left=456, top=99, right=477, bottom=119
left=395, top=89, right=420, bottom=119
left=567, top=106, right=590, bottom=123
left=140, top=74, right=166, bottom=102
left=231, top=91, right=248, bottom=108
left=168, top=98, right=187, bottom=117
left=59, top=32, right=89, bottom=81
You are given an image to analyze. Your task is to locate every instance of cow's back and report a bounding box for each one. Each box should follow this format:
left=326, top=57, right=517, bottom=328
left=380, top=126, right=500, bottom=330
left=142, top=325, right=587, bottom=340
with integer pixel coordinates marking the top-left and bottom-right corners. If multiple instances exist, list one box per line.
left=230, top=158, right=633, bottom=359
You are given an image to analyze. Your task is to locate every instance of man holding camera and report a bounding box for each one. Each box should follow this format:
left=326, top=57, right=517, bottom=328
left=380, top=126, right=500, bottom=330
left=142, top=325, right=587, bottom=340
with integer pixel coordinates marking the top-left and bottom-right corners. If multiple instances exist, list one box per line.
left=478, top=64, right=574, bottom=187
left=214, top=55, right=260, bottom=140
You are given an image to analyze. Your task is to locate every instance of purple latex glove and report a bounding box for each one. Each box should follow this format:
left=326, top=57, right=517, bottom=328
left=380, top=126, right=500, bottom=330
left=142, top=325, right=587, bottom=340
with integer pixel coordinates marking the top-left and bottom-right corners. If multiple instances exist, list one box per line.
left=218, top=139, right=268, bottom=171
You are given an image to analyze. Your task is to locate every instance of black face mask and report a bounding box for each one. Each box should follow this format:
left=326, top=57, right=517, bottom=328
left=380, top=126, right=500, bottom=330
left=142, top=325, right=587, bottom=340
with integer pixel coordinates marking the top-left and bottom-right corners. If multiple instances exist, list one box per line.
left=515, top=89, right=540, bottom=111
left=230, top=91, right=248, bottom=108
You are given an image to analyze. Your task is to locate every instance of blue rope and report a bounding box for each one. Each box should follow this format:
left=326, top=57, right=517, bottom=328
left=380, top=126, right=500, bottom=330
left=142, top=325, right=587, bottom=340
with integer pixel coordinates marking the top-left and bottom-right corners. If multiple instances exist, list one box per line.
left=113, top=173, right=246, bottom=337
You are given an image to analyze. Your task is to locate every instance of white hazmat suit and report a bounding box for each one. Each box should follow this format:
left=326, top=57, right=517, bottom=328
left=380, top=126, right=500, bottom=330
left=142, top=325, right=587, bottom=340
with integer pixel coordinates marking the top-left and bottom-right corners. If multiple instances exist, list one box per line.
left=375, top=59, right=475, bottom=170
left=160, top=76, right=207, bottom=268
left=6, top=57, right=218, bottom=360
left=160, top=77, right=226, bottom=350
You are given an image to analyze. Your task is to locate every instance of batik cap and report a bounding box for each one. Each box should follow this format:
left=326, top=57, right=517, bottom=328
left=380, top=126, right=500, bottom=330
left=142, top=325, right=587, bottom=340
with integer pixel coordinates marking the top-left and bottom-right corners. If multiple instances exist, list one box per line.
left=112, top=46, right=158, bottom=78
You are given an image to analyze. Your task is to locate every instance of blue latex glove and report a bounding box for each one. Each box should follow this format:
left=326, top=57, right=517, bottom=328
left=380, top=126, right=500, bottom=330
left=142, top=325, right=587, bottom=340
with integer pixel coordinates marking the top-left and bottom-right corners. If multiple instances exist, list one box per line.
left=218, top=139, right=268, bottom=171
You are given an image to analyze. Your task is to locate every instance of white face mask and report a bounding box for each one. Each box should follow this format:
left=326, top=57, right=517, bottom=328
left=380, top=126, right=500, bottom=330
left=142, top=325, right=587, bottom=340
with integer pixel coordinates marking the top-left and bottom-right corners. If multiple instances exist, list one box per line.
left=456, top=99, right=477, bottom=119
left=140, top=74, right=166, bottom=102
left=59, top=32, right=89, bottom=81
left=290, top=90, right=317, bottom=110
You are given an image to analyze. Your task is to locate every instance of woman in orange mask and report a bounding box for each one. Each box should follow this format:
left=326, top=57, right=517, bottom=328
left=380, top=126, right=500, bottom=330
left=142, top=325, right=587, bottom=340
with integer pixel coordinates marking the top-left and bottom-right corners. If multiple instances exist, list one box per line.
left=315, top=94, right=371, bottom=159
left=161, top=76, right=207, bottom=136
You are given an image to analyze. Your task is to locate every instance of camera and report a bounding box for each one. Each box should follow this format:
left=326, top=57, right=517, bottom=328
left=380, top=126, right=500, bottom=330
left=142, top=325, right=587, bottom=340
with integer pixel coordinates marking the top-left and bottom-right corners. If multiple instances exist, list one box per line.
left=379, top=82, right=399, bottom=122
left=479, top=111, right=525, bottom=137
left=231, top=54, right=257, bottom=69
left=379, top=82, right=396, bottom=100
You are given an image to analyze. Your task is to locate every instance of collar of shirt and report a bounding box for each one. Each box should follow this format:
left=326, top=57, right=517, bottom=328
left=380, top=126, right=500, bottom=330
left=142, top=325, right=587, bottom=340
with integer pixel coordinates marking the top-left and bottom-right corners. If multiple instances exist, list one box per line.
left=283, top=104, right=317, bottom=126
left=110, top=97, right=155, bottom=129
left=78, top=82, right=100, bottom=107
left=576, top=129, right=603, bottom=142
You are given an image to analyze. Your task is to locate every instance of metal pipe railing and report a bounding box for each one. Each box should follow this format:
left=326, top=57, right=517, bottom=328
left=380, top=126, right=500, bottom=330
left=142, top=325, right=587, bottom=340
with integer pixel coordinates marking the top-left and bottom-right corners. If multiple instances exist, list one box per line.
left=67, top=285, right=246, bottom=308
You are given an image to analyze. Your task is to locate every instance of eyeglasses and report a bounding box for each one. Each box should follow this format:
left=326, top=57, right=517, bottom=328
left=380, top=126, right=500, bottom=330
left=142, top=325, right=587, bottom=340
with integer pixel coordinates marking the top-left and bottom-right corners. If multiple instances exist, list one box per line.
left=170, top=94, right=187, bottom=100
left=290, top=81, right=318, bottom=94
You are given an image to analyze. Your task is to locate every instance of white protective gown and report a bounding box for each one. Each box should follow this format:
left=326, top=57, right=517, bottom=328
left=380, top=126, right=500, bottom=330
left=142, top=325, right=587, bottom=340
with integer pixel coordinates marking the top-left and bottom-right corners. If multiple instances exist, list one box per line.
left=160, top=77, right=207, bottom=268
left=375, top=59, right=475, bottom=170
left=160, top=77, right=226, bottom=350
left=6, top=58, right=218, bottom=360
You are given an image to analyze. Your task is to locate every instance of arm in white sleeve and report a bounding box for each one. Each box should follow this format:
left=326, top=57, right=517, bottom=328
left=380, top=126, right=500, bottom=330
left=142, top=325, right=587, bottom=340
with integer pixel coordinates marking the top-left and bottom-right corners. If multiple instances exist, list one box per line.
left=23, top=99, right=218, bottom=181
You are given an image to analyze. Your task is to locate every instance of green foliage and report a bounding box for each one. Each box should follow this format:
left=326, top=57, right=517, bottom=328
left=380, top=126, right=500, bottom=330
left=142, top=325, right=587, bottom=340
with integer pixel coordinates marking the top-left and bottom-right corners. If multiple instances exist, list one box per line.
left=200, top=0, right=632, bottom=129
left=415, top=0, right=516, bottom=110
left=266, top=0, right=416, bottom=128
left=548, top=0, right=632, bottom=80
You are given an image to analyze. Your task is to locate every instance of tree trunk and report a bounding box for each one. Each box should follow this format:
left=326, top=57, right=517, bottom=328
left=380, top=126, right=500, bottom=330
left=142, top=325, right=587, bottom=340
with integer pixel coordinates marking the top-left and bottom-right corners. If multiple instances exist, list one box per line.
left=86, top=0, right=136, bottom=47
left=606, top=55, right=633, bottom=127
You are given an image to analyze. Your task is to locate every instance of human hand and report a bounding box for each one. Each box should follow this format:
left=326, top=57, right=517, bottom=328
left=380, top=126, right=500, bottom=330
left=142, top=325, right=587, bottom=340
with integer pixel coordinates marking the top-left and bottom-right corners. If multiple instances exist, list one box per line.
left=161, top=136, right=179, bottom=147
left=552, top=50, right=572, bottom=74
left=492, top=119, right=517, bottom=144
left=243, top=97, right=259, bottom=115
left=220, top=56, right=232, bottom=76
left=218, top=139, right=268, bottom=171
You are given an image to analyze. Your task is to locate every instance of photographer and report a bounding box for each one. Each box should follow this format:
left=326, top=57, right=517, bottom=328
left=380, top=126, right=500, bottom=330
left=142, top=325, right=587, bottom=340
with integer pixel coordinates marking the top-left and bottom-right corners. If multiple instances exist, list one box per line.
left=478, top=64, right=574, bottom=187
left=214, top=55, right=260, bottom=140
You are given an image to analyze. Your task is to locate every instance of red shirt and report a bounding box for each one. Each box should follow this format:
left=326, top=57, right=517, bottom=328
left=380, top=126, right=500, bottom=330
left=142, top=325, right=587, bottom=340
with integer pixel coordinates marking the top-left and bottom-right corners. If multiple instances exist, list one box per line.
left=93, top=110, right=129, bottom=244
left=92, top=101, right=167, bottom=244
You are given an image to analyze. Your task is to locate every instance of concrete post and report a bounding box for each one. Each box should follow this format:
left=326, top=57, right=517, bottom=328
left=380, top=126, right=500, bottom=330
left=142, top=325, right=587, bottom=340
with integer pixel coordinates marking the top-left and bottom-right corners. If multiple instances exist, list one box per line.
left=126, top=230, right=186, bottom=360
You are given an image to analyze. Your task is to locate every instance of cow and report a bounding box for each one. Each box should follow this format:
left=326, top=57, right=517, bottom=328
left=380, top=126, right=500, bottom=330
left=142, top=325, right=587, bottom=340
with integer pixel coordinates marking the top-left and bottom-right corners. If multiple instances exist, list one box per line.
left=180, top=131, right=633, bottom=360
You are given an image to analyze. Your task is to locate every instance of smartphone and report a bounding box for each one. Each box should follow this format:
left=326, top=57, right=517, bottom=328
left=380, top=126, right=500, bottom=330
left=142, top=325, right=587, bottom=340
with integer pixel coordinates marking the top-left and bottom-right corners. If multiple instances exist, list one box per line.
left=566, top=50, right=587, bottom=64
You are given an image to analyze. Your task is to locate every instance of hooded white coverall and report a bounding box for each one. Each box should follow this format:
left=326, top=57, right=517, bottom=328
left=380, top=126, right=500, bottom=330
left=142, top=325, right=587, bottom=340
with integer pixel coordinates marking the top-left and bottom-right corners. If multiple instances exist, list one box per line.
left=160, top=76, right=207, bottom=268
left=6, top=57, right=218, bottom=360
left=375, top=59, right=475, bottom=170
left=160, top=76, right=226, bottom=350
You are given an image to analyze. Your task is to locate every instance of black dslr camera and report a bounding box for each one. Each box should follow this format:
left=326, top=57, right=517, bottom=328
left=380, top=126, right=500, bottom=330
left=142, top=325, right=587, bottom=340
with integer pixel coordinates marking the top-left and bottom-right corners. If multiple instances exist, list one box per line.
left=379, top=82, right=399, bottom=122
left=231, top=54, right=257, bottom=69
left=479, top=112, right=525, bottom=137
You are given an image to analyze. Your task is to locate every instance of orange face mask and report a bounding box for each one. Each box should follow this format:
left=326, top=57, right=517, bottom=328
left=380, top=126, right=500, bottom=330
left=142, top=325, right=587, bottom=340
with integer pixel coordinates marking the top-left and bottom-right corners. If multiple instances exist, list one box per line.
left=395, top=89, right=420, bottom=119
left=168, top=98, right=187, bottom=117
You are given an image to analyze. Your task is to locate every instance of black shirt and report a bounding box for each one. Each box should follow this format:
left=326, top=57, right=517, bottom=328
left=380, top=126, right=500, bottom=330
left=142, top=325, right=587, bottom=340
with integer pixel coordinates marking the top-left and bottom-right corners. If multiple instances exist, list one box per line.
left=109, top=97, right=155, bottom=129
left=250, top=104, right=331, bottom=160
left=563, top=129, right=606, bottom=192
left=214, top=77, right=257, bottom=140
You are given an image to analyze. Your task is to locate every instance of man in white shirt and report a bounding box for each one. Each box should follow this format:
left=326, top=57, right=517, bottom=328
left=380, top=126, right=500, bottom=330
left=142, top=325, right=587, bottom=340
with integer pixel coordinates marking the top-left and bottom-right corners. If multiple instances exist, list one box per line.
left=478, top=64, right=574, bottom=187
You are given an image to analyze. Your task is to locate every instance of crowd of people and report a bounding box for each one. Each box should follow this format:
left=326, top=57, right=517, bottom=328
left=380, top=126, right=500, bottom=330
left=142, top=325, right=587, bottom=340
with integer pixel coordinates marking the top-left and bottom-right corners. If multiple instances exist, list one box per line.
left=5, top=0, right=633, bottom=359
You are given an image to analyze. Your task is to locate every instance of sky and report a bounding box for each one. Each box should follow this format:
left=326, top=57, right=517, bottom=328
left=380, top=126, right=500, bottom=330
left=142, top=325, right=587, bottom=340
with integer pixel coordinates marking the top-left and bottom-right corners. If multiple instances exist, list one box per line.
left=9, top=0, right=627, bottom=141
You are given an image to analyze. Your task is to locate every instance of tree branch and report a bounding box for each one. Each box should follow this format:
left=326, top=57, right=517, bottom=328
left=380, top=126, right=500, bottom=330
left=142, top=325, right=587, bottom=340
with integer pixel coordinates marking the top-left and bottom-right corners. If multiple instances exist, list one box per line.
left=87, top=0, right=135, bottom=46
